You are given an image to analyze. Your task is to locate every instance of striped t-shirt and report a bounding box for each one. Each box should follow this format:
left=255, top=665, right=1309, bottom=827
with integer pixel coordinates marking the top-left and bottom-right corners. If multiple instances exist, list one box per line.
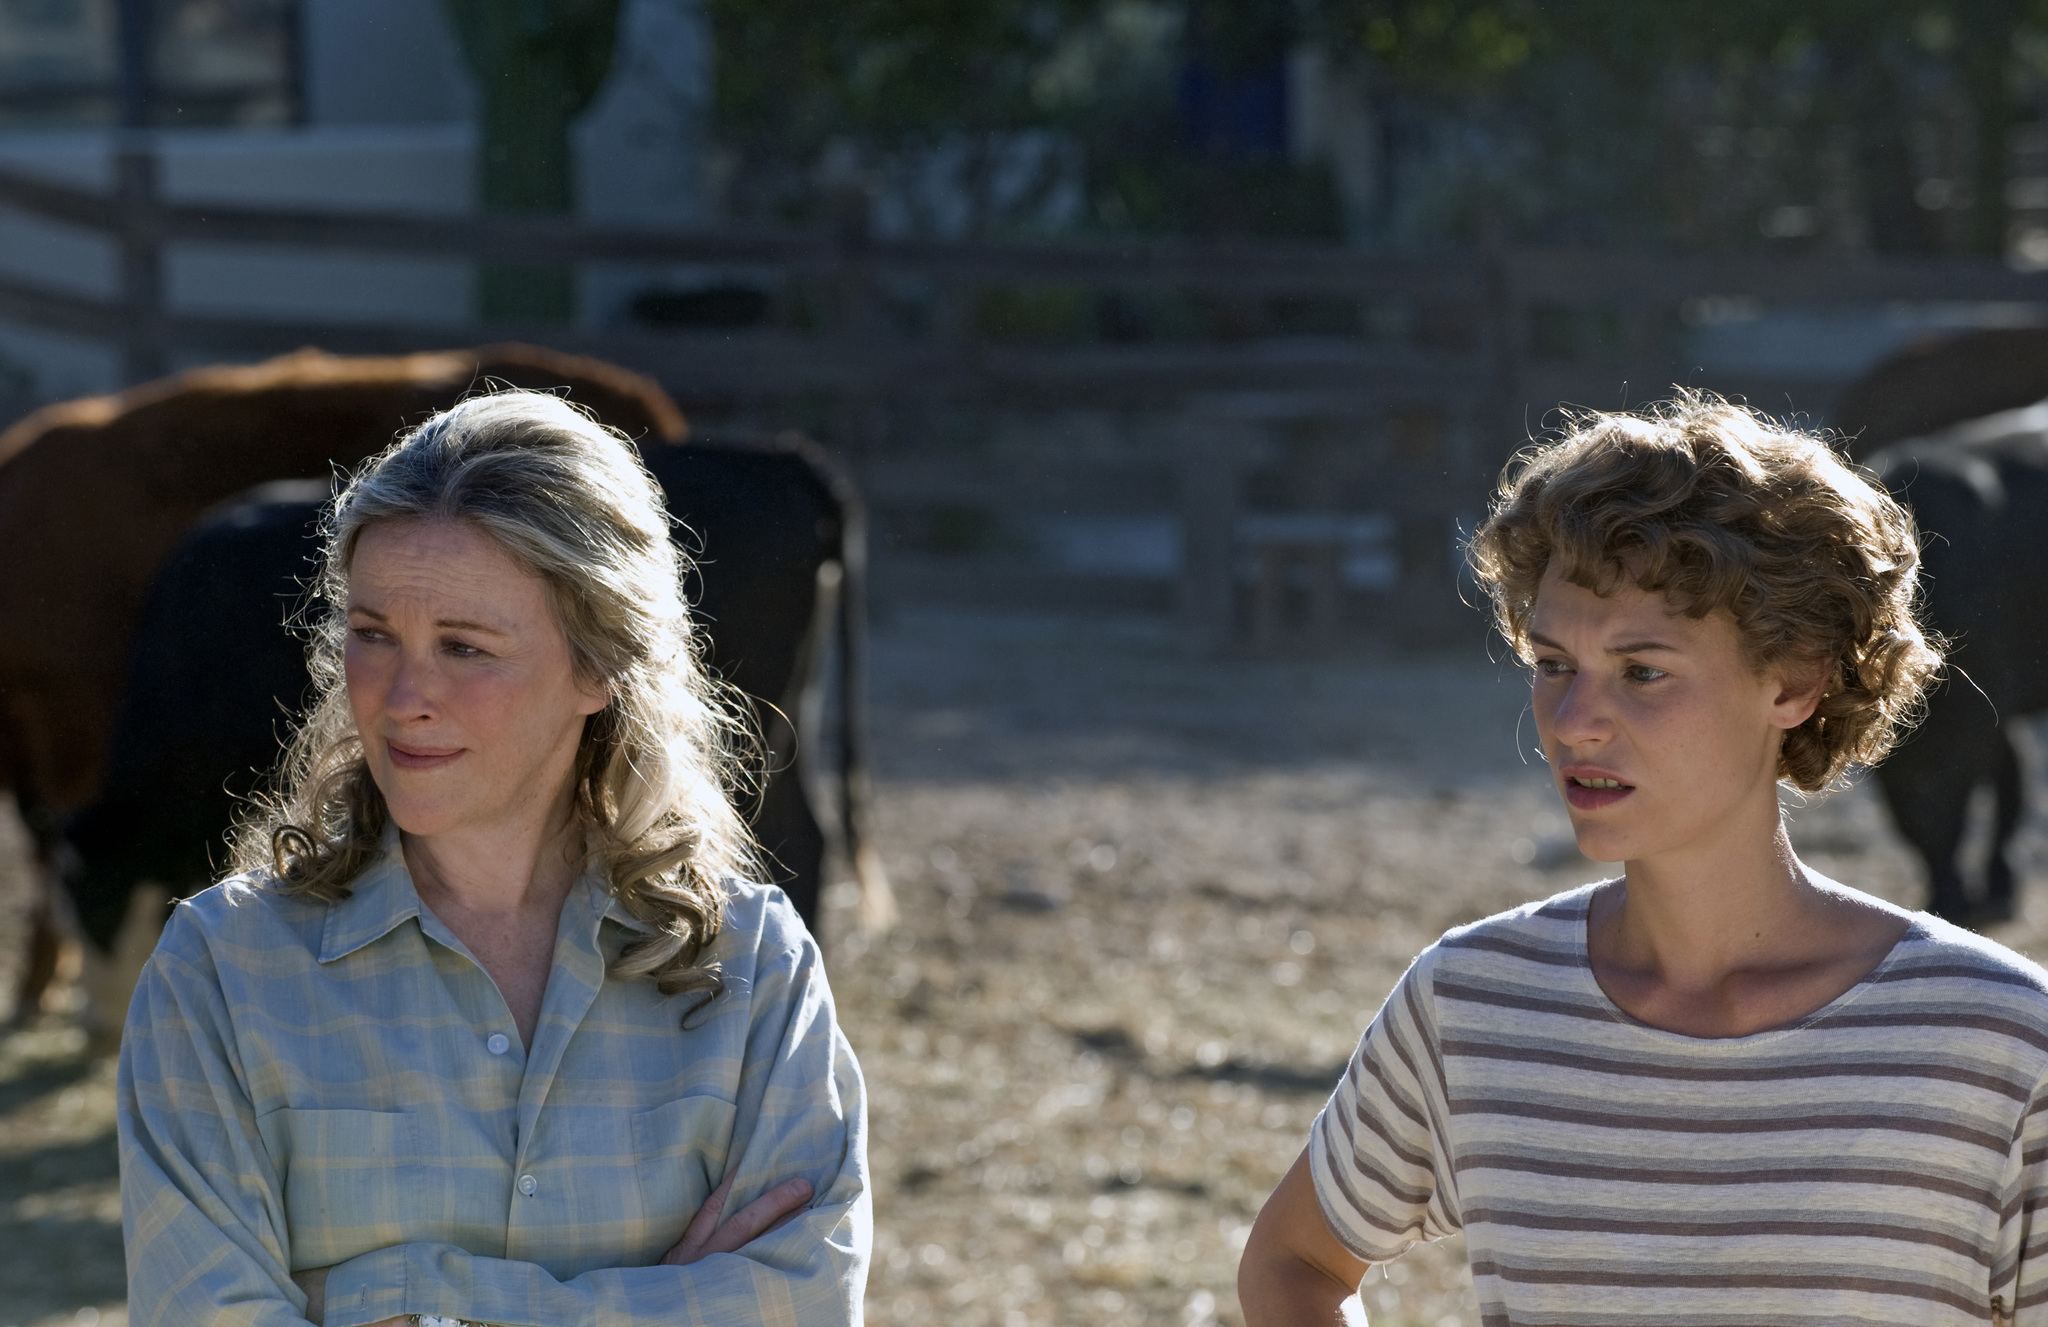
left=1309, top=882, right=2048, bottom=1325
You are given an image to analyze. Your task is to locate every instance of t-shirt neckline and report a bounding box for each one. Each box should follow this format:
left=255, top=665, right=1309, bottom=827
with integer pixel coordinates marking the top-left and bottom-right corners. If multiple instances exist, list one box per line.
left=1569, top=880, right=1924, bottom=1046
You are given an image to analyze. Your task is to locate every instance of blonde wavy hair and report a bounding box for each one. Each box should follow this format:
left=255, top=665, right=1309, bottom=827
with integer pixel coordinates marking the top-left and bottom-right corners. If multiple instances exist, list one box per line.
left=1467, top=393, right=1943, bottom=793
left=232, top=389, right=759, bottom=1006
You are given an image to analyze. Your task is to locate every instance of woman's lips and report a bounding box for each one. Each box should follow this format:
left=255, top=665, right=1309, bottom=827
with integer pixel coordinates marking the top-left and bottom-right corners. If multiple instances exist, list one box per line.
left=386, top=740, right=463, bottom=771
left=1562, top=774, right=1633, bottom=810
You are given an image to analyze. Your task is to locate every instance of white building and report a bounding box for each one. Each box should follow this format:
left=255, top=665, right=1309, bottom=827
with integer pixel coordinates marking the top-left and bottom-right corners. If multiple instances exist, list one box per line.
left=0, top=0, right=711, bottom=399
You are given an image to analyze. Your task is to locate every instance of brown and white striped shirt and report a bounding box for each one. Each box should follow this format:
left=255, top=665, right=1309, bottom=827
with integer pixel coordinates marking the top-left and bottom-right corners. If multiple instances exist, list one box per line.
left=1310, top=883, right=2048, bottom=1325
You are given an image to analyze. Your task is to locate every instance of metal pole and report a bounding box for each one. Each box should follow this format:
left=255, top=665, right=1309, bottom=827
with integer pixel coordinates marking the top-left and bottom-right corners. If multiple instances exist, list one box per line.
left=115, top=148, right=163, bottom=385
left=115, top=0, right=151, bottom=129
left=114, top=0, right=162, bottom=384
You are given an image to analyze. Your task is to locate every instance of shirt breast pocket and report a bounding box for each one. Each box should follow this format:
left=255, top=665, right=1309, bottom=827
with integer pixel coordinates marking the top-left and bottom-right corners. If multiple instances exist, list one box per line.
left=631, top=1094, right=737, bottom=1233
left=259, top=1106, right=417, bottom=1269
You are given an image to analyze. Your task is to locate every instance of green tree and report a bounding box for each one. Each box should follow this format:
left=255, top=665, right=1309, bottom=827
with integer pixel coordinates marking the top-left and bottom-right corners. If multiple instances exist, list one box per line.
left=701, top=0, right=2048, bottom=254
left=1316, top=0, right=2048, bottom=255
left=704, top=0, right=1342, bottom=239
left=442, top=0, right=622, bottom=320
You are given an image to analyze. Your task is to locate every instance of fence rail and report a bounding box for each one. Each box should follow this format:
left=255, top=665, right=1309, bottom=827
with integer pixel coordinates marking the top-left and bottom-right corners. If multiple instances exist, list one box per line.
left=0, top=153, right=2040, bottom=402
left=2, top=146, right=2044, bottom=645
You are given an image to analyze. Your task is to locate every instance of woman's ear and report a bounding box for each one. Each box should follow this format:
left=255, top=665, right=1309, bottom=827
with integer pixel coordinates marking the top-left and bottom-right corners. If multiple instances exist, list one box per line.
left=1768, top=661, right=1827, bottom=731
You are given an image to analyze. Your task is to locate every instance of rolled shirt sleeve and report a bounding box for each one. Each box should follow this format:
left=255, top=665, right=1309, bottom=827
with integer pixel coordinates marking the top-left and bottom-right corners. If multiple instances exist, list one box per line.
left=120, top=937, right=313, bottom=1325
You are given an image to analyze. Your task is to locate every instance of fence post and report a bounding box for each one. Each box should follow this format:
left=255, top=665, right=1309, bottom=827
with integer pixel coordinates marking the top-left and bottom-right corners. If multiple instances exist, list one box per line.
left=1176, top=400, right=1269, bottom=654
left=1478, top=213, right=1521, bottom=471
left=828, top=179, right=888, bottom=465
left=115, top=142, right=164, bottom=386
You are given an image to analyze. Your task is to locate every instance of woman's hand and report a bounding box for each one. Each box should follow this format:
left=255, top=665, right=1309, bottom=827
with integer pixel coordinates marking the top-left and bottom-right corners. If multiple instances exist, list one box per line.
left=660, top=1173, right=815, bottom=1266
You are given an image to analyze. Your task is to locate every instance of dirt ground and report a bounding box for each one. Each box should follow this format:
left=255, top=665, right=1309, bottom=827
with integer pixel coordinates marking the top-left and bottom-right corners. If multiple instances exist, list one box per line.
left=5, top=606, right=2047, bottom=1327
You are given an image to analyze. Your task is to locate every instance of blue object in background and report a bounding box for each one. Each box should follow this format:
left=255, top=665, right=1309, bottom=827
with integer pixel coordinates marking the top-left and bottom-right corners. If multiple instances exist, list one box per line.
left=1178, top=60, right=1287, bottom=159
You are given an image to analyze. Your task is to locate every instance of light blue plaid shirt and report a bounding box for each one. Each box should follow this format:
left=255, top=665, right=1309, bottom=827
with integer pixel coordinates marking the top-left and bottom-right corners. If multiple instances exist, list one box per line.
left=117, top=838, right=869, bottom=1327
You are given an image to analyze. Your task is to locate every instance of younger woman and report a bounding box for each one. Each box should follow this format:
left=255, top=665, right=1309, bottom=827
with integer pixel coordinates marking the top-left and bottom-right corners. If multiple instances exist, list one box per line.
left=1239, top=396, right=2048, bottom=1324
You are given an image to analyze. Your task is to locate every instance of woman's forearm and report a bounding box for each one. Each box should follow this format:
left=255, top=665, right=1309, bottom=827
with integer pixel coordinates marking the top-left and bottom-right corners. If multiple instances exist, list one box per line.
left=316, top=1192, right=865, bottom=1327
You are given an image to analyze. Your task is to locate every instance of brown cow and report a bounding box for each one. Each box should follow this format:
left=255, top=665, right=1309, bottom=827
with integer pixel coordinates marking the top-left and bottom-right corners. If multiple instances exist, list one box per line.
left=1, top=344, right=887, bottom=1026
left=0, top=344, right=681, bottom=823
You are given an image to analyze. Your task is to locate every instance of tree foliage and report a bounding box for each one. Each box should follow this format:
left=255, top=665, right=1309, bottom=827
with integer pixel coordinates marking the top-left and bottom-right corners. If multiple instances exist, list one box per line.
left=702, top=0, right=2048, bottom=253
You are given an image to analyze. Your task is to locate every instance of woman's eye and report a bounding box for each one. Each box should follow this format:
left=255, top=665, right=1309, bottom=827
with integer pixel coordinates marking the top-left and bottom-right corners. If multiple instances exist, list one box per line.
left=1625, top=663, right=1668, bottom=684
left=445, top=640, right=484, bottom=658
left=1534, top=657, right=1571, bottom=677
left=349, top=626, right=386, bottom=644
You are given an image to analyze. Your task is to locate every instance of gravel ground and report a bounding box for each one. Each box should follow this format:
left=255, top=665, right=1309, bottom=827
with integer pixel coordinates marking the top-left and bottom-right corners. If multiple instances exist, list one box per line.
left=4, top=606, right=2045, bottom=1327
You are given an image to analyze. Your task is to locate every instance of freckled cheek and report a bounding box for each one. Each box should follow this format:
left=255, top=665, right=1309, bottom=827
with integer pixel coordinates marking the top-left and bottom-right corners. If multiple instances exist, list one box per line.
left=434, top=672, right=533, bottom=747
left=341, top=644, right=388, bottom=721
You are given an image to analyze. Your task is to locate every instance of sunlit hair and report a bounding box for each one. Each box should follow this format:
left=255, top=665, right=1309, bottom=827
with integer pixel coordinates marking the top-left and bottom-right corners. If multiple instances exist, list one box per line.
left=1467, top=391, right=1942, bottom=792
left=231, top=388, right=759, bottom=1006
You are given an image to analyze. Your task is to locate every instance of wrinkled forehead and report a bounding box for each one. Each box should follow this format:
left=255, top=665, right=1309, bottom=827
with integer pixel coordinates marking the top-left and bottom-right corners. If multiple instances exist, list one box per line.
left=344, top=518, right=551, bottom=620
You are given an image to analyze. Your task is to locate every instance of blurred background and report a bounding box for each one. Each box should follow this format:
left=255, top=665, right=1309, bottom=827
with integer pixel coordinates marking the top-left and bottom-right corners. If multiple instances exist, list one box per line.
left=7, top=2, right=2048, bottom=1325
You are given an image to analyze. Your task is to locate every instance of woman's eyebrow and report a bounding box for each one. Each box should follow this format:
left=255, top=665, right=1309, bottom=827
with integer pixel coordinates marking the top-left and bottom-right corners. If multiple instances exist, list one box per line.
left=345, top=604, right=509, bottom=635
left=1526, top=629, right=1678, bottom=655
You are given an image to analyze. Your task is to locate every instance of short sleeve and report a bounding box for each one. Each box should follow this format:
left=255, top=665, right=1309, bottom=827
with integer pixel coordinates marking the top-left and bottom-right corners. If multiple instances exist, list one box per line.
left=2001, top=1081, right=2048, bottom=1323
left=1307, top=949, right=1460, bottom=1263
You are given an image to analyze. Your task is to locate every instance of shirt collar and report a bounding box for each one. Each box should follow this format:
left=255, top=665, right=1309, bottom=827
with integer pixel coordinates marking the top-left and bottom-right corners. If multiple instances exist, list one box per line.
left=600, top=890, right=657, bottom=937
left=317, top=823, right=656, bottom=963
left=317, top=823, right=422, bottom=963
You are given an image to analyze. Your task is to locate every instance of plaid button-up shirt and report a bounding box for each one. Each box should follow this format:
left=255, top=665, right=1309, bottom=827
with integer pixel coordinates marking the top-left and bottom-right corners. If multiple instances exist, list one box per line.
left=117, top=839, right=869, bottom=1327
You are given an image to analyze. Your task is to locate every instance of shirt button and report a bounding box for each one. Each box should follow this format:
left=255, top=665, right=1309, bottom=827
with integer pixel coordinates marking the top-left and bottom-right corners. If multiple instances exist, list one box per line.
left=486, top=1033, right=510, bottom=1056
left=518, top=1174, right=537, bottom=1196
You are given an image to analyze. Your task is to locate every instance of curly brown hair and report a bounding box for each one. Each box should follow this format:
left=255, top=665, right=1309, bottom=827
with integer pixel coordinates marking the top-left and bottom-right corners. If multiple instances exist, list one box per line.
left=1467, top=393, right=1942, bottom=792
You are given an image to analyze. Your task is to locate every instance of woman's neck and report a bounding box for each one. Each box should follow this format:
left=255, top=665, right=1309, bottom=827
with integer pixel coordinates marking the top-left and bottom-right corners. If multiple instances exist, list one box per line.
left=401, top=792, right=586, bottom=923
left=400, top=796, right=588, bottom=1048
left=1605, top=816, right=1812, bottom=986
left=1588, top=796, right=1909, bottom=1037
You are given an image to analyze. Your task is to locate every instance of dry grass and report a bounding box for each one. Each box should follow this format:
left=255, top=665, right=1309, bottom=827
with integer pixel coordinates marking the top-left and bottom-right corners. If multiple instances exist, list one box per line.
left=5, top=608, right=2047, bottom=1326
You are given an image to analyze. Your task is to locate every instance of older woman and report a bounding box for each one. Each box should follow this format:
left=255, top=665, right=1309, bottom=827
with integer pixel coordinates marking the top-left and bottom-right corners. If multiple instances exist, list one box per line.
left=116, top=391, right=868, bottom=1326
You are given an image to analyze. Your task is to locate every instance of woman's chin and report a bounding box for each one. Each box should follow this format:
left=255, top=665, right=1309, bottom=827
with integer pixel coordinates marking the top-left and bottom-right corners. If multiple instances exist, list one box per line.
left=382, top=801, right=466, bottom=841
left=1567, top=826, right=1633, bottom=866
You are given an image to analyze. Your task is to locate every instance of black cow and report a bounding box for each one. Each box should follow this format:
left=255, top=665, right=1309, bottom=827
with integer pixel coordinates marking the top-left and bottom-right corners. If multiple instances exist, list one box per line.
left=58, top=430, right=882, bottom=987
left=1861, top=402, right=2048, bottom=925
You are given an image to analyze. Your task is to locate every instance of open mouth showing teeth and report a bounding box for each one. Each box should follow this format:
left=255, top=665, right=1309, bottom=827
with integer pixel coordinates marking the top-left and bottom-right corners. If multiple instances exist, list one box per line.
left=1570, top=777, right=1629, bottom=790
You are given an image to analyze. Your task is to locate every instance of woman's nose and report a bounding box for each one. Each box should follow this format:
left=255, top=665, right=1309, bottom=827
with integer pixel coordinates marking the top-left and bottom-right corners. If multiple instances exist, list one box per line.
left=1547, top=675, right=1612, bottom=748
left=385, top=650, right=440, bottom=719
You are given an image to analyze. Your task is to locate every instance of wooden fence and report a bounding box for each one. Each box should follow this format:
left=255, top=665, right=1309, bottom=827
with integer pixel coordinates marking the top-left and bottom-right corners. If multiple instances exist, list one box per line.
left=1, top=146, right=2045, bottom=647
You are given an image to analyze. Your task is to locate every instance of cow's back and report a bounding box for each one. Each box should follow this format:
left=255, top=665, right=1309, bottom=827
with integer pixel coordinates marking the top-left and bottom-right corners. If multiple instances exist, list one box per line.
left=1868, top=416, right=2048, bottom=713
left=63, top=482, right=325, bottom=945
left=643, top=434, right=845, bottom=708
left=0, top=345, right=684, bottom=812
left=1834, top=327, right=2048, bottom=458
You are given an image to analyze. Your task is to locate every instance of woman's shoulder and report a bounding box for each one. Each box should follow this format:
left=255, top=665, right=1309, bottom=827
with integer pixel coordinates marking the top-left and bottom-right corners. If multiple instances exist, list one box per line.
left=1415, top=880, right=1606, bottom=977
left=1890, top=910, right=2048, bottom=1003
left=703, top=878, right=820, bottom=969
left=153, top=870, right=331, bottom=968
